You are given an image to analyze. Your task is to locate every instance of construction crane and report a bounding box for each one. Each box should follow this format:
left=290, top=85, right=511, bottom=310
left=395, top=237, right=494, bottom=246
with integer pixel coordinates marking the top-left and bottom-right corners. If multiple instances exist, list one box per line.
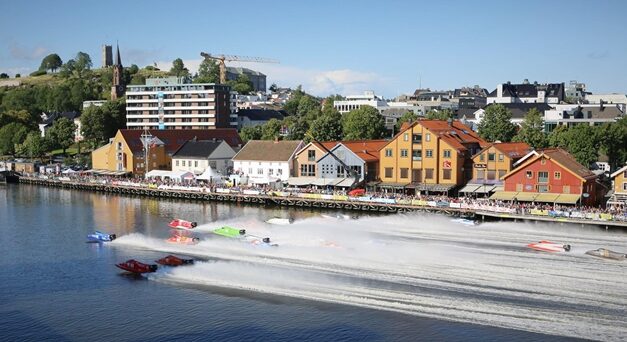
left=200, top=52, right=279, bottom=84
left=305, top=132, right=361, bottom=190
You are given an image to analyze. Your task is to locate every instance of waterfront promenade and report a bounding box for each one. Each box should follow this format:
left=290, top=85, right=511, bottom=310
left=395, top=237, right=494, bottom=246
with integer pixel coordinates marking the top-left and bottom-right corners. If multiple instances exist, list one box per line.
left=16, top=175, right=627, bottom=229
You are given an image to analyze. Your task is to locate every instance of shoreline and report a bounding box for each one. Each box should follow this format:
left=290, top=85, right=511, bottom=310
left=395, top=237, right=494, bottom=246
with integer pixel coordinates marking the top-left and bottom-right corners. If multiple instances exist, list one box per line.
left=15, top=176, right=627, bottom=229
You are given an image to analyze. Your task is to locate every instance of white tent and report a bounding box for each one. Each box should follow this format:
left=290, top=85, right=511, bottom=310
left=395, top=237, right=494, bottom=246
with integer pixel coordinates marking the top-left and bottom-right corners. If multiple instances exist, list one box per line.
left=61, top=168, right=78, bottom=174
left=145, top=170, right=196, bottom=182
left=196, top=166, right=224, bottom=183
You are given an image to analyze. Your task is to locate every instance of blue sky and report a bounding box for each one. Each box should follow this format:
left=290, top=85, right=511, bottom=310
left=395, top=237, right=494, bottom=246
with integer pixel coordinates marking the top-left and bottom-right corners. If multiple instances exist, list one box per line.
left=1, top=0, right=626, bottom=97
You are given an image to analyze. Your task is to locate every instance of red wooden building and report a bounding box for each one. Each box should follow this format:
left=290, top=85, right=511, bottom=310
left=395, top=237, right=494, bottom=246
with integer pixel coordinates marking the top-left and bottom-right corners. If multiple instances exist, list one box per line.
left=496, top=148, right=603, bottom=206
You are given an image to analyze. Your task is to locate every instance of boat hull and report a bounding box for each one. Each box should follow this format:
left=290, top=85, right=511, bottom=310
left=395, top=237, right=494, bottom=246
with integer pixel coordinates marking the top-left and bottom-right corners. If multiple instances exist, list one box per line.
left=116, top=260, right=158, bottom=274
left=585, top=248, right=626, bottom=260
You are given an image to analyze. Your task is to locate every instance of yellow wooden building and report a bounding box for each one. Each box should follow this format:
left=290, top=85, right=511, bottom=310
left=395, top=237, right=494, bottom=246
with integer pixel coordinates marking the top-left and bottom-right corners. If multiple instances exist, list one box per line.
left=378, top=120, right=487, bottom=193
left=608, top=163, right=627, bottom=205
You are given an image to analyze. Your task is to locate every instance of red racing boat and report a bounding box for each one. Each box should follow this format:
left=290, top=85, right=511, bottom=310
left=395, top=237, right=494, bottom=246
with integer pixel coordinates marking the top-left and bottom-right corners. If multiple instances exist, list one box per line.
left=167, top=234, right=200, bottom=245
left=168, top=219, right=197, bottom=230
left=527, top=240, right=571, bottom=253
left=115, top=259, right=158, bottom=274
left=156, top=254, right=194, bottom=266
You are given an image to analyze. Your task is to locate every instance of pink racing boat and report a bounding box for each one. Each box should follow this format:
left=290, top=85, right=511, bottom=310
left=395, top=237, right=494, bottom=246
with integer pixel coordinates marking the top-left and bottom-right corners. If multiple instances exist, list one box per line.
left=527, top=240, right=571, bottom=253
left=168, top=219, right=197, bottom=230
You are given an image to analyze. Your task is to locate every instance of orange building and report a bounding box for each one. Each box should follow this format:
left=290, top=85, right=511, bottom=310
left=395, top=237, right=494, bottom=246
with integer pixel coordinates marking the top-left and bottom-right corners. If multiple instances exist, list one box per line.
left=378, top=119, right=487, bottom=193
left=608, top=163, right=627, bottom=206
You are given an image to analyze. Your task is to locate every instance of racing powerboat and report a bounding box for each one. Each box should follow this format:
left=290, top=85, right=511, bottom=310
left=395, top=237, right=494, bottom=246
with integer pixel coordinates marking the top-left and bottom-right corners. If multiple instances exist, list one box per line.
left=265, top=218, right=293, bottom=225
left=167, top=234, right=200, bottom=245
left=213, top=226, right=247, bottom=238
left=585, top=248, right=626, bottom=261
left=527, top=240, right=571, bottom=253
left=115, top=259, right=158, bottom=274
left=451, top=218, right=478, bottom=226
left=155, top=255, right=194, bottom=266
left=168, top=219, right=197, bottom=230
left=213, top=226, right=277, bottom=247
left=87, top=231, right=116, bottom=243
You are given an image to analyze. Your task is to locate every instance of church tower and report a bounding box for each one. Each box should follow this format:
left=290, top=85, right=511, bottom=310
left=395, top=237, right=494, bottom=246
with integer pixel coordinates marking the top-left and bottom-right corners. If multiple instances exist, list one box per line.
left=111, top=44, right=125, bottom=100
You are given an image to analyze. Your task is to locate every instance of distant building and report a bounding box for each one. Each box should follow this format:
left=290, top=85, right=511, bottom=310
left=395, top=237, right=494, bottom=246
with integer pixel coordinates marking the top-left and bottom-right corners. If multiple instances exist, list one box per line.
left=608, top=164, right=627, bottom=206
left=333, top=91, right=388, bottom=113
left=544, top=103, right=625, bottom=132
left=471, top=103, right=552, bottom=127
left=125, top=77, right=236, bottom=130
left=237, top=109, right=285, bottom=129
left=82, top=100, right=106, bottom=109
left=226, top=67, right=266, bottom=92
left=565, top=80, right=587, bottom=101
left=585, top=93, right=627, bottom=105
left=102, top=45, right=113, bottom=68
left=487, top=81, right=564, bottom=104
left=171, top=139, right=236, bottom=175
left=111, top=44, right=125, bottom=100
left=38, top=111, right=83, bottom=142
left=232, top=140, right=304, bottom=184
left=453, top=86, right=488, bottom=109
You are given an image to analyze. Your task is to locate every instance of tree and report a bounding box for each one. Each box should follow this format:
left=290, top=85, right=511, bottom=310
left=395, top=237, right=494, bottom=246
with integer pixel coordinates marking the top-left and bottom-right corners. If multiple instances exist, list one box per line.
left=80, top=100, right=125, bottom=148
left=0, top=122, right=30, bottom=156
left=240, top=125, right=263, bottom=142
left=549, top=124, right=600, bottom=166
left=16, top=132, right=45, bottom=160
left=342, top=106, right=385, bottom=140
left=130, top=74, right=146, bottom=85
left=194, top=58, right=220, bottom=83
left=284, top=115, right=309, bottom=140
left=47, top=117, right=77, bottom=155
left=477, top=104, right=517, bottom=142
left=0, top=73, right=8, bottom=79
left=128, top=64, right=139, bottom=74
left=310, top=109, right=343, bottom=141
left=597, top=117, right=627, bottom=171
left=269, top=83, right=278, bottom=92
left=74, top=52, right=93, bottom=73
left=170, top=58, right=189, bottom=77
left=15, top=73, right=20, bottom=78
left=59, top=59, right=76, bottom=78
left=228, top=74, right=253, bottom=95
left=425, top=109, right=453, bottom=120
left=39, top=53, right=63, bottom=73
left=513, top=108, right=548, bottom=149
left=395, top=111, right=418, bottom=130
left=261, top=118, right=282, bottom=140
left=296, top=95, right=320, bottom=117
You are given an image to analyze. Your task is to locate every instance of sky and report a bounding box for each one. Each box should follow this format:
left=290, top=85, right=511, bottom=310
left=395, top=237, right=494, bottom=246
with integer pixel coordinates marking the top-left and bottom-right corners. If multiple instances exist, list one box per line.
left=1, top=0, right=626, bottom=98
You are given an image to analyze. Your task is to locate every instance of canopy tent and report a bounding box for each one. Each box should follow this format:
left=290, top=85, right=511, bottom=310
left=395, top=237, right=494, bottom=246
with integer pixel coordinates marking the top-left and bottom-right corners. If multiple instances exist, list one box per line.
left=514, top=192, right=539, bottom=202
left=459, top=184, right=481, bottom=193
left=61, top=168, right=78, bottom=174
left=489, top=191, right=518, bottom=201
left=287, top=177, right=314, bottom=186
left=534, top=193, right=560, bottom=202
left=334, top=178, right=356, bottom=188
left=554, top=194, right=581, bottom=204
left=248, top=175, right=281, bottom=185
left=88, top=169, right=130, bottom=176
left=145, top=170, right=195, bottom=182
left=473, top=185, right=496, bottom=194
left=196, top=166, right=224, bottom=183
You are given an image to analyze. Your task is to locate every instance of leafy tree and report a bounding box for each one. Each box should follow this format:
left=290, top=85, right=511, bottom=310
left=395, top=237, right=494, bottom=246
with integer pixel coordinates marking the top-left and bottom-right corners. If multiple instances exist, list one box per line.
left=269, top=83, right=278, bottom=92
left=59, top=59, right=76, bottom=78
left=513, top=108, right=548, bottom=149
left=75, top=52, right=92, bottom=71
left=16, top=132, right=45, bottom=159
left=130, top=74, right=146, bottom=85
left=15, top=73, right=20, bottom=78
left=549, top=124, right=600, bottom=166
left=80, top=99, right=126, bottom=148
left=477, top=104, right=517, bottom=142
left=39, top=53, right=63, bottom=73
left=0, top=122, right=30, bottom=155
left=240, top=125, right=263, bottom=142
left=0, top=109, right=34, bottom=127
left=170, top=58, right=189, bottom=77
left=228, top=74, right=253, bottom=94
left=425, top=109, right=453, bottom=120
left=261, top=118, right=282, bottom=140
left=0, top=73, right=8, bottom=79
left=342, top=106, right=385, bottom=140
left=47, top=117, right=77, bottom=155
left=282, top=86, right=305, bottom=115
left=310, top=109, right=343, bottom=141
left=29, top=70, right=46, bottom=77
left=194, top=58, right=219, bottom=83
left=284, top=115, right=309, bottom=140
left=597, top=117, right=627, bottom=171
left=296, top=95, right=320, bottom=117
left=395, top=111, right=418, bottom=130
left=128, top=64, right=139, bottom=74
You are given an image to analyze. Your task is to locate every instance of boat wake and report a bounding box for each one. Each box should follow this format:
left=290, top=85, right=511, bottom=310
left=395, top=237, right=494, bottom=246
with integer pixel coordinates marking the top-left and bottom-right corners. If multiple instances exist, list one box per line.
left=111, top=214, right=627, bottom=341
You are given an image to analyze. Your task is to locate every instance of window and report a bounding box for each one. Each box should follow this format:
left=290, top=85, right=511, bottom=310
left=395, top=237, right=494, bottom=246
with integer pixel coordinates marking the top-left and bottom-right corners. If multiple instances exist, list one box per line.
left=400, top=168, right=409, bottom=179
left=554, top=171, right=561, bottom=180
left=194, top=161, right=198, bottom=167
left=248, top=168, right=253, bottom=174
left=300, top=164, right=315, bottom=177
left=516, top=183, right=523, bottom=192
left=563, top=185, right=570, bottom=194
left=401, top=149, right=408, bottom=158
left=498, top=154, right=504, bottom=161
left=541, top=158, right=547, bottom=165
left=412, top=150, right=422, bottom=161
left=480, top=154, right=485, bottom=162
left=412, top=134, right=422, bottom=143
left=403, top=133, right=409, bottom=141
left=488, top=153, right=495, bottom=161
left=384, top=167, right=393, bottom=178
left=277, top=169, right=283, bottom=175
left=537, top=184, right=549, bottom=193
left=425, top=133, right=431, bottom=142
left=412, top=169, right=421, bottom=182
left=209, top=161, right=217, bottom=168
left=175, top=160, right=179, bottom=166
left=526, top=170, right=533, bottom=179
left=443, top=150, right=451, bottom=158
left=385, top=149, right=393, bottom=157
left=487, top=170, right=496, bottom=180
left=257, top=168, right=263, bottom=175
left=425, top=168, right=434, bottom=179
left=182, top=160, right=186, bottom=167
left=269, top=169, right=274, bottom=175
left=426, top=150, right=433, bottom=158
left=498, top=169, right=507, bottom=179
left=443, top=169, right=452, bottom=180
left=538, top=171, right=549, bottom=183
left=477, top=170, right=485, bottom=180
left=308, top=150, right=316, bottom=161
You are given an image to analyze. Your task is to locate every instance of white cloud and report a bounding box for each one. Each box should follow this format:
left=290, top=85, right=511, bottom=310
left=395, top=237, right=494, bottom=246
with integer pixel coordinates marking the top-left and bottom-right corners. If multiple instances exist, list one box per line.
left=9, top=42, right=48, bottom=60
left=155, top=58, right=390, bottom=97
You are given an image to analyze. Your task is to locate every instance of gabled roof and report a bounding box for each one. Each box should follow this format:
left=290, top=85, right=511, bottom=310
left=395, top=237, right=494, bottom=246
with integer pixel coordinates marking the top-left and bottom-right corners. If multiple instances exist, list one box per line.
left=384, top=119, right=486, bottom=152
left=41, top=111, right=81, bottom=125
left=341, top=140, right=388, bottom=162
left=171, top=140, right=225, bottom=158
left=480, top=103, right=552, bottom=119
left=119, top=129, right=242, bottom=154
left=238, top=109, right=286, bottom=121
left=504, top=148, right=596, bottom=181
left=232, top=140, right=303, bottom=162
left=610, top=164, right=627, bottom=178
left=473, top=142, right=531, bottom=160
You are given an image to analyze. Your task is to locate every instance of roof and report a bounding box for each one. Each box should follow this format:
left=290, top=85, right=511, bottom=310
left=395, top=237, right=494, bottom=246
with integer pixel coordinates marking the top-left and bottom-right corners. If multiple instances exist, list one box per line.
left=171, top=140, right=225, bottom=158
left=504, top=148, right=596, bottom=181
left=119, top=129, right=242, bottom=154
left=232, top=140, right=303, bottom=162
left=610, top=164, right=627, bottom=178
left=481, top=103, right=552, bottom=119
left=566, top=104, right=624, bottom=120
left=489, top=83, right=564, bottom=100
left=416, top=120, right=487, bottom=152
left=237, top=109, right=285, bottom=121
left=41, top=111, right=81, bottom=125
left=341, top=140, right=388, bottom=162
left=474, top=142, right=531, bottom=160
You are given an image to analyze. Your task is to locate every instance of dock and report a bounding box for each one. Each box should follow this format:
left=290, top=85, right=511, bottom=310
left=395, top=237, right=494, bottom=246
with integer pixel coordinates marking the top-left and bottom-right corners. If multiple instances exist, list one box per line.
left=16, top=176, right=627, bottom=229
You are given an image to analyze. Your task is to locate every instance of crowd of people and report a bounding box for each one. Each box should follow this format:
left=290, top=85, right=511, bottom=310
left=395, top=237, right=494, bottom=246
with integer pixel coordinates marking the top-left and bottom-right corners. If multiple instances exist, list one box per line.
left=30, top=172, right=627, bottom=223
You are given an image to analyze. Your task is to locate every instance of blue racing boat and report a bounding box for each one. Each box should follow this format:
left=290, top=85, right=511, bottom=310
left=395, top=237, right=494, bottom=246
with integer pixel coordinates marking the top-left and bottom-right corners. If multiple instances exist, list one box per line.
left=87, top=231, right=117, bottom=243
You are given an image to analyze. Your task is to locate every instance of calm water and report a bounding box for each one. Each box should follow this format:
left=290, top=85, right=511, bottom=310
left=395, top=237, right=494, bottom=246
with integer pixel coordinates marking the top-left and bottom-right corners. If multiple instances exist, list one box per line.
left=2, top=184, right=623, bottom=341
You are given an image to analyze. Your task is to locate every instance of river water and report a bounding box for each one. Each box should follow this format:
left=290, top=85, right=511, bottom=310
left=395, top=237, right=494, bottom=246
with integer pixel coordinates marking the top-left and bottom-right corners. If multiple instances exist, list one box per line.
left=1, top=184, right=625, bottom=341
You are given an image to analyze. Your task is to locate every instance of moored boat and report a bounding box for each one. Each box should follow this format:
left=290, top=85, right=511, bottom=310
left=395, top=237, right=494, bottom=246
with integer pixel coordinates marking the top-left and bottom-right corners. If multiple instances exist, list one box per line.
left=585, top=248, right=626, bottom=261
left=156, top=255, right=194, bottom=266
left=527, top=240, right=571, bottom=253
left=115, top=259, right=158, bottom=274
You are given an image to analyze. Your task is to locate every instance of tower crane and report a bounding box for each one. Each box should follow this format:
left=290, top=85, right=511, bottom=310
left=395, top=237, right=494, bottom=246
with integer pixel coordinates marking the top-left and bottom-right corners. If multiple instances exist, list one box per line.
left=200, top=52, right=279, bottom=84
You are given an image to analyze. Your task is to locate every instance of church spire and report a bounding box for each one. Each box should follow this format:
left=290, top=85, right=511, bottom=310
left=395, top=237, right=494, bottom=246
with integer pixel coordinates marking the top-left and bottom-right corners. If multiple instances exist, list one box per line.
left=115, top=42, right=122, bottom=67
